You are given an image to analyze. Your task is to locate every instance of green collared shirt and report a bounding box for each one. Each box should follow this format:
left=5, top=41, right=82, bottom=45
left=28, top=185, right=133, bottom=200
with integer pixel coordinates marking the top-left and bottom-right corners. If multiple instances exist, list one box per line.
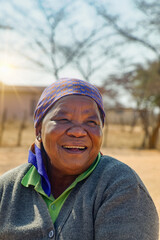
left=21, top=152, right=101, bottom=224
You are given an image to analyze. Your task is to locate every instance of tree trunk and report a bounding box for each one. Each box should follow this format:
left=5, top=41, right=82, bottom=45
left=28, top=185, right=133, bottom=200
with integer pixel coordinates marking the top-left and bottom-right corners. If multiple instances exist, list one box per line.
left=0, top=109, right=7, bottom=146
left=139, top=109, right=149, bottom=149
left=17, top=112, right=26, bottom=147
left=141, top=127, right=149, bottom=149
left=148, top=114, right=160, bottom=149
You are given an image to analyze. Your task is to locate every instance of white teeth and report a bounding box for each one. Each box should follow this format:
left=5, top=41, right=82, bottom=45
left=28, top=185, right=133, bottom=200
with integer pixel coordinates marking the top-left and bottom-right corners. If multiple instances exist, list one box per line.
left=63, top=146, right=86, bottom=149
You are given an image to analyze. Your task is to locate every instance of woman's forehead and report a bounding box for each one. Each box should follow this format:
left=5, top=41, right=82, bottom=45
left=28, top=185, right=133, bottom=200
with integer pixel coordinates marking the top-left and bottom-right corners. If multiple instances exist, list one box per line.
left=55, top=95, right=97, bottom=106
left=49, top=95, right=100, bottom=114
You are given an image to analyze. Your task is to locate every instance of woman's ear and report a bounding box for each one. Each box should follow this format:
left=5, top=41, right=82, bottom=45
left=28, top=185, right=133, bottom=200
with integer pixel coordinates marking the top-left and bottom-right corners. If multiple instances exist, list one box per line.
left=35, top=123, right=42, bottom=139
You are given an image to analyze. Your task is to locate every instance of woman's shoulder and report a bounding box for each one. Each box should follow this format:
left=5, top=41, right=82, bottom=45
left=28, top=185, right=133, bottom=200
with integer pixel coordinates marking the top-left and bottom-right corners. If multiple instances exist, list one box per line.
left=98, top=154, right=132, bottom=173
left=0, top=163, right=32, bottom=187
left=97, top=154, right=149, bottom=194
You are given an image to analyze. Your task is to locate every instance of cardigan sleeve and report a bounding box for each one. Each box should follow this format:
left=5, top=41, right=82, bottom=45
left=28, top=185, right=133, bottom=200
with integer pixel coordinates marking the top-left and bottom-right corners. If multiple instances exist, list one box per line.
left=94, top=164, right=159, bottom=240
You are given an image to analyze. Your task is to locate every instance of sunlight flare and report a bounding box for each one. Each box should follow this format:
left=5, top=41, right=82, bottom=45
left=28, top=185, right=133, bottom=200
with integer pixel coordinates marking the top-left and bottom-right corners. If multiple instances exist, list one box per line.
left=0, top=62, right=15, bottom=83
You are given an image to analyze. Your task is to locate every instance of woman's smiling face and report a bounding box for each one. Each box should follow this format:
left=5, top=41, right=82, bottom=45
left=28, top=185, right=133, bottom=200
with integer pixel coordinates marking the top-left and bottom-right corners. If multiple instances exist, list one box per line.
left=40, top=95, right=103, bottom=177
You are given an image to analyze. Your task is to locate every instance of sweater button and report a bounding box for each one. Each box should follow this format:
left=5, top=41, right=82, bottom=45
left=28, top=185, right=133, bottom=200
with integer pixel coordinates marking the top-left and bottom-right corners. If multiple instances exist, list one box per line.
left=48, top=230, right=54, bottom=238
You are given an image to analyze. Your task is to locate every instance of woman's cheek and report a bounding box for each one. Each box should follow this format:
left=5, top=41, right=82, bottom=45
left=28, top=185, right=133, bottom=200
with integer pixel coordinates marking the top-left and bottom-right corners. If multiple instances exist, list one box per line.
left=44, top=122, right=62, bottom=134
left=95, top=128, right=103, bottom=145
left=91, top=126, right=103, bottom=137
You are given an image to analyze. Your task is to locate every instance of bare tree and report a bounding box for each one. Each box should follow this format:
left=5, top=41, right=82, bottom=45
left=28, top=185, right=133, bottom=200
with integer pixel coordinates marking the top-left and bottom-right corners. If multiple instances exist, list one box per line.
left=17, top=111, right=27, bottom=147
left=88, top=0, right=160, bottom=148
left=0, top=109, right=7, bottom=146
left=90, top=0, right=160, bottom=57
left=0, top=0, right=114, bottom=82
left=1, top=0, right=129, bottom=148
left=109, top=60, right=160, bottom=149
left=1, top=0, right=129, bottom=87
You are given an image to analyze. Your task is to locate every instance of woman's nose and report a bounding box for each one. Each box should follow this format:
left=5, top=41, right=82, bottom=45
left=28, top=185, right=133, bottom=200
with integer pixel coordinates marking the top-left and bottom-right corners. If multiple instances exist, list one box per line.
left=67, top=126, right=87, bottom=138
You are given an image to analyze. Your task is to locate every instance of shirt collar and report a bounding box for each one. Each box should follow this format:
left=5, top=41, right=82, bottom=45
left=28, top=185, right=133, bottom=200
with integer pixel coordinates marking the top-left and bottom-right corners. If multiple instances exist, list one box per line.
left=23, top=152, right=101, bottom=197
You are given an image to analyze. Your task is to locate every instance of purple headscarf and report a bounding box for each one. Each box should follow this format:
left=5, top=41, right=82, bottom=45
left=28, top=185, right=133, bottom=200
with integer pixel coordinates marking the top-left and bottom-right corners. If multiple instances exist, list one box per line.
left=34, top=78, right=105, bottom=128
left=28, top=78, right=105, bottom=196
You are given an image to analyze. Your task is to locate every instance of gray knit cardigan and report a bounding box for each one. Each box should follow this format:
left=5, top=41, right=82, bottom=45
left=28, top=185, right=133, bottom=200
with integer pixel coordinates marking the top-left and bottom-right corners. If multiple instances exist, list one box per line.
left=0, top=155, right=159, bottom=240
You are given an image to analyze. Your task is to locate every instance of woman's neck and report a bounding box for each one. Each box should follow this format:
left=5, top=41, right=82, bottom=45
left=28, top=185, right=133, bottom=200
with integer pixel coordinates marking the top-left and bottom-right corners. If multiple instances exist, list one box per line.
left=51, top=174, right=77, bottom=198
left=42, top=151, right=78, bottom=198
left=48, top=166, right=77, bottom=199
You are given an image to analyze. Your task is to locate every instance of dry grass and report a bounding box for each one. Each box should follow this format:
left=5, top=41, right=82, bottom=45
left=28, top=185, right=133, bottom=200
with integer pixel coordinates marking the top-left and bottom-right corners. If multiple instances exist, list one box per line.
left=102, top=124, right=160, bottom=149
left=0, top=122, right=160, bottom=234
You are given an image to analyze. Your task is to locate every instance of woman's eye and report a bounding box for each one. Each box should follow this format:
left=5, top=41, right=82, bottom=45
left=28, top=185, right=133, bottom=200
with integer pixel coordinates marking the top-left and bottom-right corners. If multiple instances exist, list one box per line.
left=57, top=119, right=69, bottom=123
left=51, top=118, right=69, bottom=123
left=87, top=120, right=97, bottom=126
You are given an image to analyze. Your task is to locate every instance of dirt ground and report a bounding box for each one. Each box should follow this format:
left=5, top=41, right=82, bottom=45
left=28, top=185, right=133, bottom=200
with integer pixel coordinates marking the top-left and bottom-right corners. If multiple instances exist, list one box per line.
left=0, top=146, right=160, bottom=233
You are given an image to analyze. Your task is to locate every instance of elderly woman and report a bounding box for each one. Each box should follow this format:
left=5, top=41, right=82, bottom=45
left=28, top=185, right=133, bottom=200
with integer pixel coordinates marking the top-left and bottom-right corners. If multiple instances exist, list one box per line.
left=0, top=78, right=159, bottom=240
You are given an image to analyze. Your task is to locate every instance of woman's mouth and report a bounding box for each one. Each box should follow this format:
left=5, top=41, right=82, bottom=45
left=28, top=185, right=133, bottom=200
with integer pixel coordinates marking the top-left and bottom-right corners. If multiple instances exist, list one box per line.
left=62, top=145, right=87, bottom=153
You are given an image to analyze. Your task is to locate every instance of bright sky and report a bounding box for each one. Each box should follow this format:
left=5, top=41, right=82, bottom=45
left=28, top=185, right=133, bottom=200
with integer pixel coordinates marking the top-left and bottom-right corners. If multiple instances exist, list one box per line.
left=0, top=0, right=154, bottom=88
